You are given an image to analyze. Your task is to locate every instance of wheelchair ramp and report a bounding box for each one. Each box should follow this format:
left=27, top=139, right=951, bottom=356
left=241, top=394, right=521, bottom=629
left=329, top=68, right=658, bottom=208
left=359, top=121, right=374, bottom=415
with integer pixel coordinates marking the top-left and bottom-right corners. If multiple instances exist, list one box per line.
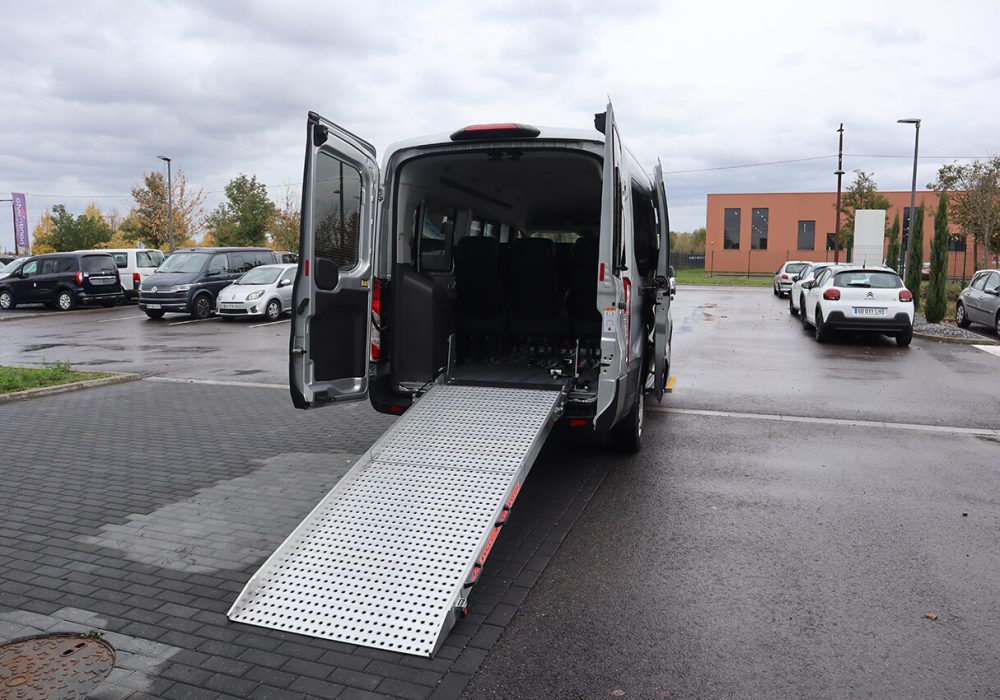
left=228, top=383, right=565, bottom=657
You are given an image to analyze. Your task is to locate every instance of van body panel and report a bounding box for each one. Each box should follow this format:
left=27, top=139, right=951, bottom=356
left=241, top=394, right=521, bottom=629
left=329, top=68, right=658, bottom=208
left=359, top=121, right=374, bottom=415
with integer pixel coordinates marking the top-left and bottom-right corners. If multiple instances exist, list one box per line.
left=291, top=113, right=379, bottom=408
left=652, top=163, right=672, bottom=401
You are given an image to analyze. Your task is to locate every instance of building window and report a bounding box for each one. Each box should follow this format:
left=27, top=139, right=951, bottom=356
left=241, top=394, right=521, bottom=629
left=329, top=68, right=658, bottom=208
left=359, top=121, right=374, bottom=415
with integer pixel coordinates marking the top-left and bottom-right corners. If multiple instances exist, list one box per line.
left=826, top=233, right=837, bottom=251
left=723, top=208, right=740, bottom=249
left=948, top=234, right=967, bottom=252
left=751, top=208, right=768, bottom=250
left=797, top=220, right=815, bottom=250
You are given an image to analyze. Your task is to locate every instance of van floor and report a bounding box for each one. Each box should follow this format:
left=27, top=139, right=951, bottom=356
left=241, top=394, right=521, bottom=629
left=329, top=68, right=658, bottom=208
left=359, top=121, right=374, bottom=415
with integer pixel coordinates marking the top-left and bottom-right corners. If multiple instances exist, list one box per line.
left=451, top=351, right=599, bottom=388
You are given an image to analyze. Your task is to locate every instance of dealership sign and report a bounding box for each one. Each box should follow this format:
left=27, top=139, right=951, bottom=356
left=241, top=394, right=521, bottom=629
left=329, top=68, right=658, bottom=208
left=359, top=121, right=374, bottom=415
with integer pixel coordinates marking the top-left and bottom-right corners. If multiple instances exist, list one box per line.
left=11, top=192, right=29, bottom=255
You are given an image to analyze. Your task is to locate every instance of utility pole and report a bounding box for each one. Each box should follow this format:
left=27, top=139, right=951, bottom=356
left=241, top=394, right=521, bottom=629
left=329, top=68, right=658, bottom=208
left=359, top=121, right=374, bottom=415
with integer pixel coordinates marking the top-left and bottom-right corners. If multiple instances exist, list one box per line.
left=157, top=156, right=174, bottom=253
left=834, top=124, right=845, bottom=264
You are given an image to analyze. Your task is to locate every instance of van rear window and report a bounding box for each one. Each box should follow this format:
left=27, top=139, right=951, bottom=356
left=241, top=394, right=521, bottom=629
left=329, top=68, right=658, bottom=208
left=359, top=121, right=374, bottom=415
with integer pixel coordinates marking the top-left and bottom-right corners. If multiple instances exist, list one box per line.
left=82, top=255, right=117, bottom=274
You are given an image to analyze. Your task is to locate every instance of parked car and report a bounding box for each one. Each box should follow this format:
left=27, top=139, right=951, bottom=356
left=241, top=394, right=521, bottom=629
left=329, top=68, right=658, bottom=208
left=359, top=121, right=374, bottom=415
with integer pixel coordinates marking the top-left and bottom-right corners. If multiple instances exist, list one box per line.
left=0, top=255, right=17, bottom=267
left=276, top=251, right=299, bottom=264
left=956, top=269, right=1000, bottom=334
left=788, top=262, right=843, bottom=316
left=799, top=266, right=914, bottom=346
left=79, top=248, right=165, bottom=302
left=0, top=252, right=122, bottom=311
left=773, top=260, right=810, bottom=297
left=216, top=263, right=297, bottom=321
left=137, top=247, right=278, bottom=320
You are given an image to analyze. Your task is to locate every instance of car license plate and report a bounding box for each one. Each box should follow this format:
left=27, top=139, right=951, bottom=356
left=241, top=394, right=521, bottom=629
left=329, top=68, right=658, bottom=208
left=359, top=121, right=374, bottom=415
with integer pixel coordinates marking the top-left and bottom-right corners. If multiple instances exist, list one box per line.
left=145, top=303, right=162, bottom=309
left=221, top=302, right=242, bottom=309
left=852, top=307, right=886, bottom=316
left=90, top=278, right=114, bottom=285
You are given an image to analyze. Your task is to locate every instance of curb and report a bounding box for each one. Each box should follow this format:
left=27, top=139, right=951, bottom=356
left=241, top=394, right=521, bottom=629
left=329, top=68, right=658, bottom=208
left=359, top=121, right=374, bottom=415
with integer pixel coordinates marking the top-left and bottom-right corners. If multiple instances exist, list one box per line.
left=0, top=372, right=142, bottom=403
left=912, top=331, right=999, bottom=345
left=0, top=305, right=131, bottom=322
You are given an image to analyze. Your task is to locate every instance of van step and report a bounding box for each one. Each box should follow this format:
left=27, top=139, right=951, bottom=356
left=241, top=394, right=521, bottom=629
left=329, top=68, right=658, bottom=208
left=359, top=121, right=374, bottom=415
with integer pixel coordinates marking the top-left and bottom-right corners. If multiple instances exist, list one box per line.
left=228, top=383, right=565, bottom=657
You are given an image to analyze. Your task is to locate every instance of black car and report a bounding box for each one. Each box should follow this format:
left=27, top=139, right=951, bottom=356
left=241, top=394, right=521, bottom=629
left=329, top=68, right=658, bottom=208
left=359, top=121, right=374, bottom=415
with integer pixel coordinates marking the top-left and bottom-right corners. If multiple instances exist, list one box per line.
left=0, top=252, right=122, bottom=311
left=137, top=247, right=278, bottom=320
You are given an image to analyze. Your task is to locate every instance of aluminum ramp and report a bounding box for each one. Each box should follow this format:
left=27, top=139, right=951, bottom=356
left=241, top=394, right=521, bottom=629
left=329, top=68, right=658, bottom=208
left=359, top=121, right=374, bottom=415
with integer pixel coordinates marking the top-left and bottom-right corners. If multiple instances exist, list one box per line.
left=228, top=383, right=566, bottom=657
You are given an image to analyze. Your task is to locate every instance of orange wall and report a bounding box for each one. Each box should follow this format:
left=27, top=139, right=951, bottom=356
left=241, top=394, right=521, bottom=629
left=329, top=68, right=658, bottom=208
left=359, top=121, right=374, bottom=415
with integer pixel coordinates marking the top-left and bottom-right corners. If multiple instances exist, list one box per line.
left=704, top=191, right=976, bottom=278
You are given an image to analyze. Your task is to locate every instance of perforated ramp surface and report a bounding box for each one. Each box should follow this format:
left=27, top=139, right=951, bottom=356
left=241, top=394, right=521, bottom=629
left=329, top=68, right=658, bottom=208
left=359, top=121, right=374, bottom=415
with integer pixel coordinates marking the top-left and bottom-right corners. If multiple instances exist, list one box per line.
left=228, top=383, right=564, bottom=657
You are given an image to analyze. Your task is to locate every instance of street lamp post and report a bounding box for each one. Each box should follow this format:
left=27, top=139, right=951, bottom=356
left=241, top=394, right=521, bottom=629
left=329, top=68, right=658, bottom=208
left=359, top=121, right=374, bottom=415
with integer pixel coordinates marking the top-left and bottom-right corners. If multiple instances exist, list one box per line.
left=157, top=155, right=174, bottom=253
left=834, top=124, right=845, bottom=264
left=897, top=119, right=921, bottom=279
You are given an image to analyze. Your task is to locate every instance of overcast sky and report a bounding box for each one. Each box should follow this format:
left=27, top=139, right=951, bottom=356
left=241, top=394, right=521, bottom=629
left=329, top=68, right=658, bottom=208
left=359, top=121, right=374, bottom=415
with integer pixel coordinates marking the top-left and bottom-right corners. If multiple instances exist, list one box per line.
left=1, top=0, right=997, bottom=250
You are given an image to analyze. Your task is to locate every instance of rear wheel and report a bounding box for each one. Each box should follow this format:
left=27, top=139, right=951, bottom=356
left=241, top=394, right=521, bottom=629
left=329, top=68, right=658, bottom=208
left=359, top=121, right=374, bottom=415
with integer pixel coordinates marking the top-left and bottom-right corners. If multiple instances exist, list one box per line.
left=773, top=284, right=779, bottom=297
left=789, top=294, right=798, bottom=316
left=896, top=328, right=913, bottom=347
left=956, top=303, right=970, bottom=328
left=814, top=308, right=831, bottom=343
left=144, top=309, right=165, bottom=320
left=191, top=295, right=213, bottom=320
left=265, top=299, right=282, bottom=321
left=56, top=290, right=76, bottom=311
left=0, top=290, right=14, bottom=310
left=611, top=386, right=644, bottom=454
left=995, top=311, right=1000, bottom=337
left=800, top=299, right=812, bottom=330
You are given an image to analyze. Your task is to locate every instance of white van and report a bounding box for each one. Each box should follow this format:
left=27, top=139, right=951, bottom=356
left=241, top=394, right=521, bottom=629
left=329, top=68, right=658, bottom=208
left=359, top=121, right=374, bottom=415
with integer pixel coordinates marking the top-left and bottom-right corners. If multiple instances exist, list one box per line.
left=84, top=248, right=165, bottom=302
left=289, top=103, right=674, bottom=452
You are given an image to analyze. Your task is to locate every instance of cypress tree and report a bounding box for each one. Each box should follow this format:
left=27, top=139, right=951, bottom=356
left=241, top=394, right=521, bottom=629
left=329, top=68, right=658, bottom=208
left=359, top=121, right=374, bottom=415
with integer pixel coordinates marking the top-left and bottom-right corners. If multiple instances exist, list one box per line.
left=924, top=193, right=950, bottom=323
left=886, top=212, right=901, bottom=272
left=904, top=205, right=925, bottom=309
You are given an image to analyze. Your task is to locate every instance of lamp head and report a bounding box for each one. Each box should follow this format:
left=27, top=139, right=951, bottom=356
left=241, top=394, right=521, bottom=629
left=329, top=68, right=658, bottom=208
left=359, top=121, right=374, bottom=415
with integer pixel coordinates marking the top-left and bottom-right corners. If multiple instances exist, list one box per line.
left=157, top=155, right=171, bottom=162
left=897, top=118, right=921, bottom=125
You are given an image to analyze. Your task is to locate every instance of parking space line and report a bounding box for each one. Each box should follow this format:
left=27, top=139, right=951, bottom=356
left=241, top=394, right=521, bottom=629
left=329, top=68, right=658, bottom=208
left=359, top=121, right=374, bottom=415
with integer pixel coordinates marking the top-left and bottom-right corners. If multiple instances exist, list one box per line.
left=144, top=376, right=286, bottom=389
left=97, top=315, right=144, bottom=323
left=169, top=318, right=220, bottom=326
left=646, top=406, right=1000, bottom=438
left=973, top=344, right=1000, bottom=358
left=248, top=319, right=290, bottom=329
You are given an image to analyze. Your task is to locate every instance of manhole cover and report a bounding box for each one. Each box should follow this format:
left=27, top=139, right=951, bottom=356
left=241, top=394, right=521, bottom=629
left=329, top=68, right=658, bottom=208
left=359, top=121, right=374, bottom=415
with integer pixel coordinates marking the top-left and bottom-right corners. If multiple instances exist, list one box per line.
left=0, top=633, right=115, bottom=699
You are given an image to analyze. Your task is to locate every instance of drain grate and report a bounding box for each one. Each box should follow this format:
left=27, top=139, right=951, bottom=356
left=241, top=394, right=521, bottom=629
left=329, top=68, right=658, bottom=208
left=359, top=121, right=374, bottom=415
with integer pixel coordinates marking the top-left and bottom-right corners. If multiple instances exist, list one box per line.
left=0, top=633, right=115, bottom=699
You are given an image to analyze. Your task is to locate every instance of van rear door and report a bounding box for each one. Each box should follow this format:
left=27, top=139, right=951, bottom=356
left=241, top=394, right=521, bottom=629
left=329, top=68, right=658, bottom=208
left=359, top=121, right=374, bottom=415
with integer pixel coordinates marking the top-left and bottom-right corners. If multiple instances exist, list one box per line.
left=652, top=163, right=671, bottom=402
left=291, top=112, right=379, bottom=408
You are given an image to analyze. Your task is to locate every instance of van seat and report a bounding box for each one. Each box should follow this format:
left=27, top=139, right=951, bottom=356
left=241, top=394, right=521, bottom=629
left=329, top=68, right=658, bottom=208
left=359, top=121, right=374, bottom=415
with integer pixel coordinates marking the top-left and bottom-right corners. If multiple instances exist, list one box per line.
left=509, top=238, right=568, bottom=338
left=454, top=236, right=506, bottom=335
left=568, top=236, right=601, bottom=339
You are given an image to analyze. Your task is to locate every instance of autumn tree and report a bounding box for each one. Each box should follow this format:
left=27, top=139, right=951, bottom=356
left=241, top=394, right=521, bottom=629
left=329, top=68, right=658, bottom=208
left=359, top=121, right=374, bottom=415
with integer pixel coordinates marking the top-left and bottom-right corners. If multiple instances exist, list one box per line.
left=121, top=170, right=204, bottom=250
left=269, top=186, right=301, bottom=253
left=924, top=193, right=950, bottom=323
left=31, top=204, right=113, bottom=252
left=837, top=170, right=891, bottom=250
left=207, top=174, right=276, bottom=247
left=929, top=157, right=1000, bottom=268
left=903, top=205, right=925, bottom=308
left=885, top=212, right=901, bottom=272
left=30, top=212, right=56, bottom=254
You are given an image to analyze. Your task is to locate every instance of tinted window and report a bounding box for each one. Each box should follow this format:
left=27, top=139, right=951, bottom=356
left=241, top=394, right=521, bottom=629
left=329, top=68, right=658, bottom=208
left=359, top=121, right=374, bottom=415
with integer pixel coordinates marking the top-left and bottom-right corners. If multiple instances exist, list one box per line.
left=723, top=208, right=740, bottom=249
left=159, top=252, right=208, bottom=273
left=420, top=202, right=456, bottom=272
left=313, top=151, right=363, bottom=269
left=229, top=253, right=252, bottom=273
left=785, top=263, right=807, bottom=274
left=985, top=272, right=1000, bottom=293
left=208, top=254, right=229, bottom=274
left=751, top=208, right=768, bottom=250
left=136, top=251, right=160, bottom=267
left=111, top=253, right=128, bottom=268
left=834, top=271, right=902, bottom=288
left=82, top=255, right=116, bottom=274
left=41, top=258, right=63, bottom=274
left=631, top=184, right=657, bottom=276
left=814, top=269, right=831, bottom=285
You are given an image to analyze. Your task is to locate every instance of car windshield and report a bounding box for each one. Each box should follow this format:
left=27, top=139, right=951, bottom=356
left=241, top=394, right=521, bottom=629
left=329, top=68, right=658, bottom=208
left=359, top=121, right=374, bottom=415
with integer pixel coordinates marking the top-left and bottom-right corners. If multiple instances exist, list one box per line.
left=157, top=252, right=208, bottom=273
left=834, top=271, right=902, bottom=288
left=786, top=263, right=808, bottom=274
left=236, top=267, right=281, bottom=285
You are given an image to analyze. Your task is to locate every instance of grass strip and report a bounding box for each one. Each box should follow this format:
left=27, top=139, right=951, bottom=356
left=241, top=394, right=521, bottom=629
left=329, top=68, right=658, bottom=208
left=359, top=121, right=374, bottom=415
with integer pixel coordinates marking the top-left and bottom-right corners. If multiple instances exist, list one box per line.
left=675, top=269, right=773, bottom=286
left=0, top=362, right=109, bottom=394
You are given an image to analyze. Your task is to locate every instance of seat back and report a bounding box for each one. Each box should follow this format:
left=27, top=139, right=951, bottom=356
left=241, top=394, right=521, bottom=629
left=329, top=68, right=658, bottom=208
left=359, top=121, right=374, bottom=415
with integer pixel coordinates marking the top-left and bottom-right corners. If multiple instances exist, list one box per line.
left=454, top=236, right=505, bottom=322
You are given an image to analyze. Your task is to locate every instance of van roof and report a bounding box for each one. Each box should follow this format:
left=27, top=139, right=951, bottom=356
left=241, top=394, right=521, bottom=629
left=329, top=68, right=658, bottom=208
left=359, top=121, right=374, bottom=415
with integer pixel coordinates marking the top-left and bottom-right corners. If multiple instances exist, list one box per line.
left=385, top=126, right=603, bottom=157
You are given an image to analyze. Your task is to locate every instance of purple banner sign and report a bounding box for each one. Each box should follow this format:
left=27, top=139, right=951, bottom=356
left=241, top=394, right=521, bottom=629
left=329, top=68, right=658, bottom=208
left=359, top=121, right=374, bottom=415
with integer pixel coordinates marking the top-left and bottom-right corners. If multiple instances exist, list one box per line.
left=11, top=193, right=29, bottom=255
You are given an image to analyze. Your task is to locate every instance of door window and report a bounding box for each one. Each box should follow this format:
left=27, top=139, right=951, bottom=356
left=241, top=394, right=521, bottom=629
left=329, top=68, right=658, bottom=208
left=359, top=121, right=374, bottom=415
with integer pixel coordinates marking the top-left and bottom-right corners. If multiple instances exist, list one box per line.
left=19, top=260, right=39, bottom=277
left=41, top=258, right=62, bottom=274
left=111, top=253, right=128, bottom=268
left=313, top=151, right=363, bottom=269
left=208, top=254, right=229, bottom=275
left=136, top=250, right=164, bottom=267
left=280, top=267, right=296, bottom=286
left=984, top=272, right=1000, bottom=294
left=972, top=273, right=988, bottom=290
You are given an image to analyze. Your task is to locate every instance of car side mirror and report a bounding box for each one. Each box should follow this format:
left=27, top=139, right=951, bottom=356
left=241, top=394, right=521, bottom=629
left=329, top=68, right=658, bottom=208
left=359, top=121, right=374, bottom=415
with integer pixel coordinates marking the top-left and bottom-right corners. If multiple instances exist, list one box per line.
left=279, top=279, right=292, bottom=287
left=791, top=275, right=799, bottom=282
left=803, top=281, right=814, bottom=289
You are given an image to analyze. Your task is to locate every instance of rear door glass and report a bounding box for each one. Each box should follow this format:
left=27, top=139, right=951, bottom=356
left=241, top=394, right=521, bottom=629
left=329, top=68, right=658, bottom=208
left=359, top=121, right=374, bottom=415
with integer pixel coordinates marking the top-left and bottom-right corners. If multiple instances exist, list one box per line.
left=111, top=253, right=128, bottom=268
left=786, top=263, right=807, bottom=274
left=420, top=202, right=456, bottom=272
left=834, top=271, right=901, bottom=288
left=82, top=256, right=116, bottom=274
left=985, top=272, right=1000, bottom=293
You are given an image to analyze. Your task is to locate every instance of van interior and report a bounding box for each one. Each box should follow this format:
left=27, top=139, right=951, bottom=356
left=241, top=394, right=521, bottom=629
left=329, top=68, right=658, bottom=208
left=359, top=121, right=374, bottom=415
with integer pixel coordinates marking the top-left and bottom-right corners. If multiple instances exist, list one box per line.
left=384, top=147, right=655, bottom=401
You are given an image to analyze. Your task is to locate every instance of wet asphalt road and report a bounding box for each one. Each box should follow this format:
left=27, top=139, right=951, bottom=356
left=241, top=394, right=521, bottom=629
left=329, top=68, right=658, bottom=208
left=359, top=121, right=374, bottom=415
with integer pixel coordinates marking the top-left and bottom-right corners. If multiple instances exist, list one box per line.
left=3, top=288, right=1000, bottom=697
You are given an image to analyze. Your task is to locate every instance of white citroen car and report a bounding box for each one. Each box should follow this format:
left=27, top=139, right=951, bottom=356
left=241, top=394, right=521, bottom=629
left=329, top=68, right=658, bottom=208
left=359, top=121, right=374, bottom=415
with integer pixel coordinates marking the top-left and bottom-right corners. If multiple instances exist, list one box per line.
left=788, top=262, right=844, bottom=316
left=799, top=266, right=914, bottom=346
left=216, top=263, right=296, bottom=321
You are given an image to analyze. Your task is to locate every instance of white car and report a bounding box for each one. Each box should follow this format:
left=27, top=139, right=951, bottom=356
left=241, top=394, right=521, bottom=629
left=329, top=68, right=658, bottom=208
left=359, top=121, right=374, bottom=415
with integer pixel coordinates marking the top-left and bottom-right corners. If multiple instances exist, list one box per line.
left=773, top=260, right=810, bottom=297
left=216, top=263, right=296, bottom=321
left=799, top=266, right=914, bottom=346
left=788, top=262, right=845, bottom=316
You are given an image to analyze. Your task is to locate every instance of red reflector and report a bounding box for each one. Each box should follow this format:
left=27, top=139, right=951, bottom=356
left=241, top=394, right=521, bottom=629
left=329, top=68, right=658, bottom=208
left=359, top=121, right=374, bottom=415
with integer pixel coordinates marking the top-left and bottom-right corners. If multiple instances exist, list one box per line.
left=899, top=289, right=913, bottom=302
left=304, top=259, right=310, bottom=277
left=823, top=289, right=841, bottom=301
left=75, top=271, right=83, bottom=285
left=568, top=418, right=589, bottom=428
left=372, top=278, right=381, bottom=317
left=388, top=405, right=404, bottom=414
left=599, top=262, right=605, bottom=282
left=370, top=340, right=381, bottom=361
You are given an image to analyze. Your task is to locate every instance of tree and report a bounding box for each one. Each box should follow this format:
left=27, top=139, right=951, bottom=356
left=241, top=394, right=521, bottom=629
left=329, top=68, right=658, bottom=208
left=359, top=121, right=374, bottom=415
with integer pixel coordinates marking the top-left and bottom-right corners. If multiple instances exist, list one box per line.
left=885, top=212, right=901, bottom=273
left=31, top=204, right=112, bottom=252
left=207, top=174, right=276, bottom=247
left=837, top=170, right=892, bottom=250
left=269, top=186, right=301, bottom=253
left=122, top=170, right=204, bottom=250
left=924, top=193, right=949, bottom=323
left=929, top=157, right=1000, bottom=268
left=903, top=205, right=925, bottom=309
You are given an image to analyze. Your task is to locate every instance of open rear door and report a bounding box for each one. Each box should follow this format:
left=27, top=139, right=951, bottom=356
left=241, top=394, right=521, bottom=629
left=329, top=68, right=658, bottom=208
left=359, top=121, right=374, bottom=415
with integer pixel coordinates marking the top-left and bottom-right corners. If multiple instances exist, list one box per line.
left=652, top=162, right=672, bottom=402
left=291, top=112, right=379, bottom=408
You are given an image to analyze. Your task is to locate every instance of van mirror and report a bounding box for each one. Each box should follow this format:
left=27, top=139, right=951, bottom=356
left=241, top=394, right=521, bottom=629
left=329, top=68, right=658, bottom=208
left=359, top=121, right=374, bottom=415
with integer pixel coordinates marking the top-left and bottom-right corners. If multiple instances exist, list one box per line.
left=315, top=258, right=340, bottom=291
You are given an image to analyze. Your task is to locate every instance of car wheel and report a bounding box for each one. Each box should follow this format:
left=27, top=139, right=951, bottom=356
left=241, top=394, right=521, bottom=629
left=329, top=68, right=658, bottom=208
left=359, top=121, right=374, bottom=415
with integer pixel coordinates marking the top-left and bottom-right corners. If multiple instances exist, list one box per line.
left=611, top=385, right=644, bottom=454
left=144, top=309, right=165, bottom=320
left=789, top=294, right=798, bottom=316
left=800, top=299, right=812, bottom=330
left=0, top=290, right=15, bottom=310
left=995, top=311, right=1000, bottom=337
left=191, top=295, right=213, bottom=320
left=56, top=290, right=76, bottom=311
left=814, top=308, right=831, bottom=343
left=773, top=284, right=779, bottom=297
left=265, top=299, right=282, bottom=321
left=956, top=303, right=971, bottom=329
left=896, top=328, right=913, bottom=347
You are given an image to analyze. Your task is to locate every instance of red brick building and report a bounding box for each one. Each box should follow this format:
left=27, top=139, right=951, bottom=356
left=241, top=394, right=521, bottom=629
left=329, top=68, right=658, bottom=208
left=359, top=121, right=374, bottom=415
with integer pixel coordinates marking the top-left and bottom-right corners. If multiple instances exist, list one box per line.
left=704, top=191, right=975, bottom=278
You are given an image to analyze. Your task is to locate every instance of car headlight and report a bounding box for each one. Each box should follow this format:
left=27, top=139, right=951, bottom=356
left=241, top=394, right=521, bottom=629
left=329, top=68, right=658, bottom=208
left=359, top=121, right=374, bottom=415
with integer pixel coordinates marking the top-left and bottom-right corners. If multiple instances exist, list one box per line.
left=172, top=284, right=194, bottom=292
left=246, top=290, right=264, bottom=300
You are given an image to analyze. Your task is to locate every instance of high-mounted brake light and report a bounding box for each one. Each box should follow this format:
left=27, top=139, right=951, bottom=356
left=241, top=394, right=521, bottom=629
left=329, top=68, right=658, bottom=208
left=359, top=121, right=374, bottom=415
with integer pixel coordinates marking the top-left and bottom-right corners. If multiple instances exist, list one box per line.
left=74, top=271, right=83, bottom=285
left=450, top=123, right=541, bottom=141
left=823, top=289, right=841, bottom=301
left=899, top=289, right=913, bottom=302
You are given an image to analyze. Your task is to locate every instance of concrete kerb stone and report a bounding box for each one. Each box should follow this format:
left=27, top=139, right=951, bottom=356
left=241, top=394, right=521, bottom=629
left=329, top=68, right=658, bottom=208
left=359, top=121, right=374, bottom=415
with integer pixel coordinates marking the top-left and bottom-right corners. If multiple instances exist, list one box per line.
left=912, top=330, right=999, bottom=345
left=0, top=372, right=142, bottom=403
left=0, top=305, right=127, bottom=322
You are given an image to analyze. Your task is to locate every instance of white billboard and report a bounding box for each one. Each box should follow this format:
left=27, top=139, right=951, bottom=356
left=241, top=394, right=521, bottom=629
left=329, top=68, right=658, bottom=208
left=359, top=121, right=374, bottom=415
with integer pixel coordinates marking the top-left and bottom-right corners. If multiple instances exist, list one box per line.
left=853, top=209, right=887, bottom=266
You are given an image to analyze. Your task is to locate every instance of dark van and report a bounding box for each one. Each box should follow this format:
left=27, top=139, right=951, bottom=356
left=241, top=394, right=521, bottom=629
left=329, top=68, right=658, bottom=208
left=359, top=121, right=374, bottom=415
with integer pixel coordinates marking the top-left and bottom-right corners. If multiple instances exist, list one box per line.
left=0, top=252, right=122, bottom=311
left=137, top=247, right=278, bottom=319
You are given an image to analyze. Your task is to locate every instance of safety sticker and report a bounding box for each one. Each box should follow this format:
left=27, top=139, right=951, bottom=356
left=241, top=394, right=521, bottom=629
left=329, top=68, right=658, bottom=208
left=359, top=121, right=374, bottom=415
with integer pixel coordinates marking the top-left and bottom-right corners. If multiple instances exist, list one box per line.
left=603, top=307, right=616, bottom=333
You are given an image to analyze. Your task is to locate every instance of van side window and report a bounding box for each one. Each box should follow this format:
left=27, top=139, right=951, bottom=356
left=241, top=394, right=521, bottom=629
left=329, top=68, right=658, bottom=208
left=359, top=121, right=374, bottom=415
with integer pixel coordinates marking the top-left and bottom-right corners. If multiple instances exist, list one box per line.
left=112, top=253, right=128, bottom=268
left=208, top=254, right=229, bottom=275
left=313, top=151, right=363, bottom=269
left=631, top=183, right=656, bottom=277
left=41, top=258, right=60, bottom=274
left=136, top=251, right=158, bottom=267
left=419, top=202, right=456, bottom=272
left=20, top=260, right=39, bottom=277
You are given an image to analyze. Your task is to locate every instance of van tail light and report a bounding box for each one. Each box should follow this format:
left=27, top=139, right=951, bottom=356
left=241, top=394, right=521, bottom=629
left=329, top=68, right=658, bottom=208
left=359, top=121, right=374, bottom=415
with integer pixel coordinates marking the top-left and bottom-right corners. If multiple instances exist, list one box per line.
left=370, top=278, right=382, bottom=361
left=599, top=262, right=605, bottom=282
left=899, top=289, right=913, bottom=302
left=823, top=289, right=841, bottom=301
left=780, top=274, right=788, bottom=280
left=304, top=259, right=310, bottom=277
left=132, top=272, right=141, bottom=289
left=74, top=271, right=83, bottom=285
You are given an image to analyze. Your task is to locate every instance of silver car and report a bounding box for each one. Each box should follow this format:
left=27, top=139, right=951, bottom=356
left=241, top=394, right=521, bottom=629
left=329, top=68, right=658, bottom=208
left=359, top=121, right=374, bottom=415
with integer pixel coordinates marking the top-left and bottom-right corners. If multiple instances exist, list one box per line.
left=774, top=260, right=810, bottom=297
left=956, top=269, right=1000, bottom=334
left=216, top=263, right=297, bottom=321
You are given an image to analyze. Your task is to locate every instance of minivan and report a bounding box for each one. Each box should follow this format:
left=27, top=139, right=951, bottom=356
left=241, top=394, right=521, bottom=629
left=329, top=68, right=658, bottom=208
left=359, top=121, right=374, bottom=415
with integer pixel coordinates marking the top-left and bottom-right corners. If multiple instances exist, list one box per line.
left=81, top=248, right=165, bottom=302
left=289, top=103, right=674, bottom=452
left=137, top=247, right=278, bottom=319
left=0, top=252, right=122, bottom=311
